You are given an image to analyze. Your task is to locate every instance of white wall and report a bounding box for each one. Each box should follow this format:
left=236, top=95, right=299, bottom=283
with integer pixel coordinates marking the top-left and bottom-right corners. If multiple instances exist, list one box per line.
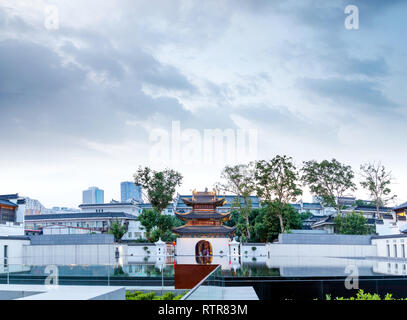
left=372, top=237, right=407, bottom=258
left=0, top=239, right=30, bottom=266
left=241, top=244, right=267, bottom=257
left=127, top=244, right=155, bottom=257
left=267, top=243, right=376, bottom=257
left=23, top=244, right=127, bottom=265
left=0, top=223, right=25, bottom=236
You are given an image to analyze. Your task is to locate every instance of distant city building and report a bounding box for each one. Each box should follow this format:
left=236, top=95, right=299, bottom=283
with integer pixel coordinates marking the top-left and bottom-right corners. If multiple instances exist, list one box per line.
left=336, top=196, right=356, bottom=207
left=79, top=200, right=142, bottom=216
left=23, top=197, right=53, bottom=215
left=120, top=182, right=142, bottom=203
left=82, top=187, right=104, bottom=204
left=25, top=211, right=143, bottom=240
left=51, top=207, right=78, bottom=214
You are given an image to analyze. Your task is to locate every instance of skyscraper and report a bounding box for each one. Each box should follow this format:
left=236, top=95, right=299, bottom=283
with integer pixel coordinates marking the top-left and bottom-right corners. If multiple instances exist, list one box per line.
left=120, top=182, right=142, bottom=203
left=82, top=187, right=104, bottom=204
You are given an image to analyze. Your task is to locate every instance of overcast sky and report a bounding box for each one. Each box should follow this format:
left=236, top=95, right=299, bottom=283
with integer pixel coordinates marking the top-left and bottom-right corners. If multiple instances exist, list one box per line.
left=0, top=0, right=406, bottom=208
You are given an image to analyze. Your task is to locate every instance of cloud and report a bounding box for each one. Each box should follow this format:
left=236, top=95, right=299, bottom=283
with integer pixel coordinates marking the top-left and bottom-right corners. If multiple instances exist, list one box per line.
left=298, top=77, right=397, bottom=110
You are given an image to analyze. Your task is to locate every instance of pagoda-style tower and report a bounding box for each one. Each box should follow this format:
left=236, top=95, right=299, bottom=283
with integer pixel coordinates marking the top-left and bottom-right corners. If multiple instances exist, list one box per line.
left=173, top=189, right=236, bottom=260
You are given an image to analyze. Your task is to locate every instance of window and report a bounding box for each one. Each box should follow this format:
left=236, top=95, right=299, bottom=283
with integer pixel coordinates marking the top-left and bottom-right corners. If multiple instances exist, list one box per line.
left=387, top=244, right=390, bottom=257
left=394, top=244, right=398, bottom=258
left=403, top=244, right=406, bottom=258
left=4, top=245, right=8, bottom=267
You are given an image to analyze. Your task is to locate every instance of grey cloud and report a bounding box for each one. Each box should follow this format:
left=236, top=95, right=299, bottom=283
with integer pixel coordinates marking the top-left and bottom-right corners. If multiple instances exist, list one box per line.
left=298, top=77, right=397, bottom=109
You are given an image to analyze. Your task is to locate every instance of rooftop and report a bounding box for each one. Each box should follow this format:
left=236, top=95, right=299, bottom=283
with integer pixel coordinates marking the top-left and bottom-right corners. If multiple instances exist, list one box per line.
left=24, top=212, right=137, bottom=220
left=393, top=202, right=407, bottom=211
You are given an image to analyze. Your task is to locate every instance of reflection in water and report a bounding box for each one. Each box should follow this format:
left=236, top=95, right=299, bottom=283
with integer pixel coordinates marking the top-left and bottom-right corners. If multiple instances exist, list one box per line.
left=18, top=251, right=407, bottom=278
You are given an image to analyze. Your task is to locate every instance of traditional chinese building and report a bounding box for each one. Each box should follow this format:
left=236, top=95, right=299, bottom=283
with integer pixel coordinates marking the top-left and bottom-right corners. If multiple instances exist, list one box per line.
left=172, top=189, right=236, bottom=262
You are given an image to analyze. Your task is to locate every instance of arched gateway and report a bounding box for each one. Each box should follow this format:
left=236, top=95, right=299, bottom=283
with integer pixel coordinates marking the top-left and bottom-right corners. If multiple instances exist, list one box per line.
left=195, top=240, right=213, bottom=264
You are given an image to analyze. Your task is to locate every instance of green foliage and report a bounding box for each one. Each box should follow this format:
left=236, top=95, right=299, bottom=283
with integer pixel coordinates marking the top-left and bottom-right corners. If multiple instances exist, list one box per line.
left=126, top=291, right=187, bottom=300
left=138, top=209, right=181, bottom=242
left=108, top=219, right=127, bottom=242
left=325, top=289, right=407, bottom=300
left=134, top=167, right=183, bottom=213
left=262, top=200, right=302, bottom=240
left=138, top=209, right=161, bottom=241
left=226, top=203, right=302, bottom=242
left=334, top=212, right=374, bottom=235
left=254, top=156, right=302, bottom=233
left=301, top=159, right=356, bottom=214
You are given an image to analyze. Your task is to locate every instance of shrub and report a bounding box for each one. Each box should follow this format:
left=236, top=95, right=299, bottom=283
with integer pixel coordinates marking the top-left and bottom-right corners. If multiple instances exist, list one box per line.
left=161, top=292, right=175, bottom=300
left=126, top=290, right=188, bottom=300
left=325, top=289, right=407, bottom=300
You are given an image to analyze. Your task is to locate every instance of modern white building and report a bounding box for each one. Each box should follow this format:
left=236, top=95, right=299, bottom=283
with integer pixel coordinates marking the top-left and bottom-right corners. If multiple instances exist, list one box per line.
left=0, top=194, right=31, bottom=272
left=24, top=211, right=145, bottom=240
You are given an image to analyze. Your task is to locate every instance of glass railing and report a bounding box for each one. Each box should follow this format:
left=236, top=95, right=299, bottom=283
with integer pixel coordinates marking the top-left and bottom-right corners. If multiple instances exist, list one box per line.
left=0, top=263, right=175, bottom=289
left=182, top=265, right=224, bottom=300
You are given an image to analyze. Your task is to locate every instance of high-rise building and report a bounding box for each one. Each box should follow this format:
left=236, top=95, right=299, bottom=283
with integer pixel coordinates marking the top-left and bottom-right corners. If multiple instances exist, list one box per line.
left=82, top=187, right=104, bottom=204
left=120, top=182, right=142, bottom=203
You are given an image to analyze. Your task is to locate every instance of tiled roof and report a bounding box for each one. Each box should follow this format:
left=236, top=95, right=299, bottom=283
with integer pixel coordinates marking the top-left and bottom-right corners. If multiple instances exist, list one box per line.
left=0, top=199, right=18, bottom=207
left=175, top=211, right=231, bottom=220
left=302, top=203, right=323, bottom=209
left=172, top=225, right=236, bottom=235
left=393, top=202, right=407, bottom=211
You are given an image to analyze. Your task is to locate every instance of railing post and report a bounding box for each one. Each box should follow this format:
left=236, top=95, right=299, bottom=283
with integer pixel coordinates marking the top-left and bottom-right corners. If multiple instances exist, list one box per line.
left=107, top=265, right=110, bottom=286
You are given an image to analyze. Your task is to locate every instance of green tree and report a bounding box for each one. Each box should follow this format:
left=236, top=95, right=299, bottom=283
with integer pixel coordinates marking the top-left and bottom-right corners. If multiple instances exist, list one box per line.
left=263, top=201, right=302, bottom=240
left=254, top=156, right=302, bottom=233
left=301, top=159, right=356, bottom=215
left=134, top=167, right=183, bottom=213
left=215, top=164, right=256, bottom=241
left=138, top=209, right=182, bottom=242
left=138, top=209, right=161, bottom=241
left=108, top=219, right=127, bottom=242
left=334, top=212, right=374, bottom=235
left=226, top=205, right=302, bottom=242
left=360, top=162, right=397, bottom=219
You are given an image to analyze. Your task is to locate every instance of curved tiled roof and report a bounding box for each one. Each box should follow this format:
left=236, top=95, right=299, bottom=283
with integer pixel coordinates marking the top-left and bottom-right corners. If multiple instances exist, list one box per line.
left=394, top=202, right=407, bottom=211
left=0, top=199, right=18, bottom=207
left=172, top=225, right=236, bottom=235
left=174, top=211, right=231, bottom=220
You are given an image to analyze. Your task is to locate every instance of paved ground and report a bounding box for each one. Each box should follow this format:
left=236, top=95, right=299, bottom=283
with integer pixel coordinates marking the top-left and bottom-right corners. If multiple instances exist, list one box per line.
left=186, top=286, right=259, bottom=300
left=0, top=284, right=125, bottom=300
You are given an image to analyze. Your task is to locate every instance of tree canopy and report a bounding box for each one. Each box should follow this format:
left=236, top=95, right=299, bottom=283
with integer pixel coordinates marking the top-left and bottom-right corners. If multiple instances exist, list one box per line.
left=301, top=158, right=356, bottom=214
left=134, top=167, right=183, bottom=213
left=138, top=209, right=182, bottom=242
left=360, top=162, right=397, bottom=219
left=108, top=220, right=127, bottom=242
left=254, top=156, right=302, bottom=233
left=215, top=164, right=256, bottom=240
left=334, top=212, right=374, bottom=235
